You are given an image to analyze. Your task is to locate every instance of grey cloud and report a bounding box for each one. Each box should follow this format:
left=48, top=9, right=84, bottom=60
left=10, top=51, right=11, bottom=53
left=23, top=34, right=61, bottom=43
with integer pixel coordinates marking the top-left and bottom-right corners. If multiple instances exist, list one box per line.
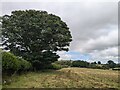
left=78, top=30, right=118, bottom=53
left=1, top=2, right=118, bottom=62
left=89, top=46, right=118, bottom=63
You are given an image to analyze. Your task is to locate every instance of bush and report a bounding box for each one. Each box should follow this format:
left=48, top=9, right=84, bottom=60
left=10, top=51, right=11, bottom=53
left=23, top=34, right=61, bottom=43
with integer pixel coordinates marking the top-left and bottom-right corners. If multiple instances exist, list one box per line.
left=88, top=64, right=98, bottom=69
left=61, top=65, right=69, bottom=68
left=88, top=64, right=110, bottom=70
left=47, top=63, right=62, bottom=70
left=2, top=52, right=21, bottom=73
left=55, top=60, right=72, bottom=67
left=2, top=52, right=32, bottom=74
left=18, top=58, right=32, bottom=71
left=72, top=60, right=89, bottom=68
left=116, top=63, right=120, bottom=68
left=101, top=64, right=110, bottom=70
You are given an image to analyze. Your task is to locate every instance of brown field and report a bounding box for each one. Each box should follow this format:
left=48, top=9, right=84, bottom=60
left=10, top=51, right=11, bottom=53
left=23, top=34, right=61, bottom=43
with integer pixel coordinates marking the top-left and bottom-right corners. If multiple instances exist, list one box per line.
left=3, top=68, right=119, bottom=89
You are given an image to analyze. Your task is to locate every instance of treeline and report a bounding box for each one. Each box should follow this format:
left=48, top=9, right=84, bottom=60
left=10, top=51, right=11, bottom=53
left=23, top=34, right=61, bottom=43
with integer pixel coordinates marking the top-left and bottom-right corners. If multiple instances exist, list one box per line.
left=2, top=51, right=120, bottom=76
left=2, top=51, right=61, bottom=75
left=53, top=60, right=120, bottom=70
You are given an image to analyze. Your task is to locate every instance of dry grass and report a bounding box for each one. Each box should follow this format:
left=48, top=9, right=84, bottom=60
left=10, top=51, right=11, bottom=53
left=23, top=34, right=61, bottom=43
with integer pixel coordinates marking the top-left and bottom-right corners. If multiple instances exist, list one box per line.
left=3, top=68, right=119, bottom=88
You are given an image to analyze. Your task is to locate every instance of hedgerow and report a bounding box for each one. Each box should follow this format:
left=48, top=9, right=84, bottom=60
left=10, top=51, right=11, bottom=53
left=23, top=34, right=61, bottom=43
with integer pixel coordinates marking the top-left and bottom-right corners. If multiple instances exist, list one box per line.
left=2, top=52, right=32, bottom=75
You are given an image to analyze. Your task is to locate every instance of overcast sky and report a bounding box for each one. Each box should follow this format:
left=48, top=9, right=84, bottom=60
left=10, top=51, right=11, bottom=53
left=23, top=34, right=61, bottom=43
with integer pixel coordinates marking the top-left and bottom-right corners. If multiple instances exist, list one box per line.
left=1, top=1, right=118, bottom=63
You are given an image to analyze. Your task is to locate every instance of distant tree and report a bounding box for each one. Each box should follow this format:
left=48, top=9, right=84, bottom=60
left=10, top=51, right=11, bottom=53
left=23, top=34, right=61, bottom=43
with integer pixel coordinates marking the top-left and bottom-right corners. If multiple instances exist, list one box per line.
left=98, top=61, right=101, bottom=64
left=55, top=60, right=72, bottom=66
left=91, top=62, right=97, bottom=64
left=72, top=60, right=89, bottom=68
left=2, top=10, right=72, bottom=70
left=107, top=60, right=115, bottom=64
left=102, top=64, right=110, bottom=70
left=116, top=63, right=120, bottom=67
left=107, top=60, right=116, bottom=68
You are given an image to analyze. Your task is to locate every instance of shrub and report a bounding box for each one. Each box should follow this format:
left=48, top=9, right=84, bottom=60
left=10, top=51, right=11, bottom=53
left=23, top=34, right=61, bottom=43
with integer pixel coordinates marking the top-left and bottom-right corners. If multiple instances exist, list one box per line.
left=55, top=60, right=72, bottom=67
left=72, top=60, right=89, bottom=68
left=88, top=64, right=110, bottom=70
left=101, top=64, right=110, bottom=70
left=2, top=52, right=21, bottom=73
left=2, top=52, right=32, bottom=74
left=61, top=65, right=69, bottom=68
left=90, top=65, right=103, bottom=69
left=51, top=63, right=62, bottom=70
left=18, top=58, right=32, bottom=71
left=47, top=63, right=62, bottom=70
left=116, top=63, right=120, bottom=68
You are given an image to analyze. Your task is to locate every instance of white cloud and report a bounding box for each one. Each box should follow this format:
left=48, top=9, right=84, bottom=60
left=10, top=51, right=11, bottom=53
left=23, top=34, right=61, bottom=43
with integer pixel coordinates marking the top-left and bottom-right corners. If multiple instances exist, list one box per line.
left=77, top=30, right=118, bottom=53
left=1, top=2, right=118, bottom=63
left=57, top=51, right=72, bottom=60
left=89, top=46, right=118, bottom=63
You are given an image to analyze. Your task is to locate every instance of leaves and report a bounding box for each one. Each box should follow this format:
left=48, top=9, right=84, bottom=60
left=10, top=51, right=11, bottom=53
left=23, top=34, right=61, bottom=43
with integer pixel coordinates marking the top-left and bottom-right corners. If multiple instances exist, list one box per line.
left=2, top=10, right=72, bottom=69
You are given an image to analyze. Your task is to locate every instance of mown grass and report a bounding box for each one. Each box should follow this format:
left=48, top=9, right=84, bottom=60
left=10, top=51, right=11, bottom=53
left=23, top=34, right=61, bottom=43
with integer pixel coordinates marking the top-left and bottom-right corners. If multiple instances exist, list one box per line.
left=2, top=68, right=119, bottom=89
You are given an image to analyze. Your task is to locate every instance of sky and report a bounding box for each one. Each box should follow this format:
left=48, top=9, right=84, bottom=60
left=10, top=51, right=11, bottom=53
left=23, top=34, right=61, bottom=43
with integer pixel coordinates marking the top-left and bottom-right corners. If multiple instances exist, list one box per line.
left=0, top=0, right=119, bottom=63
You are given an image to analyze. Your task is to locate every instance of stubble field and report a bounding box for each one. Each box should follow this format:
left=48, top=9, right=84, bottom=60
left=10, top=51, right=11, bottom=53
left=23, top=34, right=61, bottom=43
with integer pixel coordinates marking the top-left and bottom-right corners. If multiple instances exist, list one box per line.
left=3, top=68, right=119, bottom=89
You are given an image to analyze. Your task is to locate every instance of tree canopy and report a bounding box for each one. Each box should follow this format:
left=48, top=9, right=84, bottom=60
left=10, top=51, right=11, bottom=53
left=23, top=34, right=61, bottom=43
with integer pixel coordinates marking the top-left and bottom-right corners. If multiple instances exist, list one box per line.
left=107, top=60, right=116, bottom=68
left=2, top=10, right=72, bottom=69
left=98, top=61, right=101, bottom=64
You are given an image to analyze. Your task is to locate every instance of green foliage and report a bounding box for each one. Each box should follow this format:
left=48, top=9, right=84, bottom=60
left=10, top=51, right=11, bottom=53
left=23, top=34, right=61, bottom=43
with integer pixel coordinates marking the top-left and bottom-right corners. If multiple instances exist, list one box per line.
left=2, top=52, right=32, bottom=74
left=116, top=63, right=120, bottom=68
left=18, top=58, right=32, bottom=71
left=2, top=52, right=21, bottom=72
left=2, top=10, right=72, bottom=70
left=47, top=60, right=72, bottom=69
left=88, top=64, right=104, bottom=69
left=32, top=51, right=60, bottom=70
left=97, top=61, right=101, bottom=64
left=107, top=60, right=116, bottom=68
left=50, top=63, right=62, bottom=70
left=54, top=60, right=72, bottom=67
left=101, top=64, right=110, bottom=70
left=72, top=60, right=89, bottom=68
left=53, top=60, right=118, bottom=70
left=91, top=62, right=97, bottom=64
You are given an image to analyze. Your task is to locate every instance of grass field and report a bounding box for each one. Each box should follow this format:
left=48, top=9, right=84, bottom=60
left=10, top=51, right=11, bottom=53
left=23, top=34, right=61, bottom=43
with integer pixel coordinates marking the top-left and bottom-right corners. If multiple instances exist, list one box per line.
left=3, top=68, right=119, bottom=89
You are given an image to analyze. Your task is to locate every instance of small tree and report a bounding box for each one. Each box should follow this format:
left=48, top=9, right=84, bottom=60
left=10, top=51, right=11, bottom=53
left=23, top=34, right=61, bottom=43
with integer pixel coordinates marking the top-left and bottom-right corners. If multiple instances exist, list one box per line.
left=98, top=61, right=101, bottom=64
left=107, top=60, right=116, bottom=68
left=91, top=62, right=97, bottom=64
left=2, top=10, right=72, bottom=70
left=72, top=60, right=89, bottom=68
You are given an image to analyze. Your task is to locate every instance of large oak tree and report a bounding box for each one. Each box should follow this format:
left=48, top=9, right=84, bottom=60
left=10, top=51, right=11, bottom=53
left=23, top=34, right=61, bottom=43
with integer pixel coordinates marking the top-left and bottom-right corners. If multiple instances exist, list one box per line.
left=1, top=10, right=72, bottom=69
